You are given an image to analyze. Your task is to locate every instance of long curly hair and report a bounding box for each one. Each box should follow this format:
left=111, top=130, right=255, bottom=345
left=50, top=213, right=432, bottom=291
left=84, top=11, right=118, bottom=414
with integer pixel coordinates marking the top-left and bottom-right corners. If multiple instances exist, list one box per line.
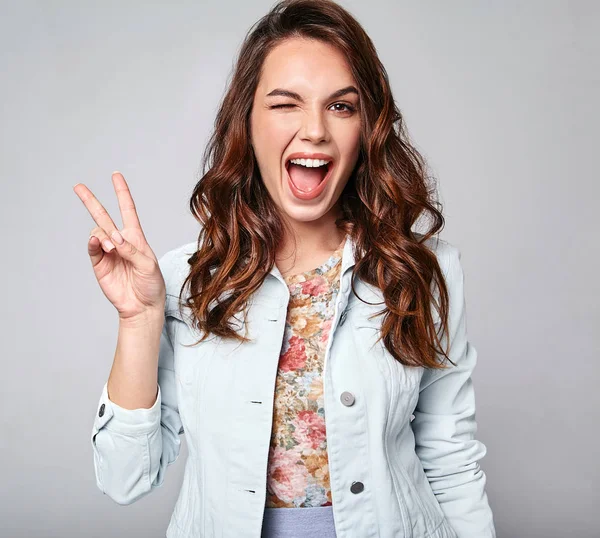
left=179, top=0, right=453, bottom=369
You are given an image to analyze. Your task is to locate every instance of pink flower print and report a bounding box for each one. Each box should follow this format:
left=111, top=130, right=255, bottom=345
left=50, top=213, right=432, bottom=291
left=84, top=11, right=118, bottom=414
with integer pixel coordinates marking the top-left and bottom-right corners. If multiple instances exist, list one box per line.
left=292, top=410, right=327, bottom=451
left=319, top=318, right=333, bottom=344
left=300, top=275, right=328, bottom=297
left=266, top=445, right=309, bottom=504
left=308, top=377, right=324, bottom=402
left=279, top=335, right=307, bottom=372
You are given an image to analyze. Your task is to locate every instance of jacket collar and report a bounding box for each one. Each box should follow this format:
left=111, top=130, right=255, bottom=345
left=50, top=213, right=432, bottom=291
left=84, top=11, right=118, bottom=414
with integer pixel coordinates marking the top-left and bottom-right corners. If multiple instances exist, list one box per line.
left=194, top=234, right=358, bottom=301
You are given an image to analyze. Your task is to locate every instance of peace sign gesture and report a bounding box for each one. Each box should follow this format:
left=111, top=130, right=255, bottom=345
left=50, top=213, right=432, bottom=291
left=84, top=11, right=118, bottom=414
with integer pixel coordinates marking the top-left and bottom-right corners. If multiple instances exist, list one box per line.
left=73, top=172, right=166, bottom=323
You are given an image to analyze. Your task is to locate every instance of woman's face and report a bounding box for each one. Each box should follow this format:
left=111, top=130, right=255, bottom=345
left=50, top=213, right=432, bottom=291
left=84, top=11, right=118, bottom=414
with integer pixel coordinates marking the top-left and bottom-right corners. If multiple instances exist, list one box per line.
left=250, top=37, right=361, bottom=229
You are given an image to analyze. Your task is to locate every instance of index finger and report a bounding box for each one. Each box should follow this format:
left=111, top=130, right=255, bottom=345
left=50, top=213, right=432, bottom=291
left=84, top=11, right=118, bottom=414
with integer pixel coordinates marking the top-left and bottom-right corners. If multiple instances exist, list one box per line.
left=72, top=182, right=119, bottom=235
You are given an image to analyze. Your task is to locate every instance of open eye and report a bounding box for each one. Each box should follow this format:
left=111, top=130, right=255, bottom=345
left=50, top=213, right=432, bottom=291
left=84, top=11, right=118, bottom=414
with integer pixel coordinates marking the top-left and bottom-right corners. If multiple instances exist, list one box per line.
left=330, top=103, right=355, bottom=113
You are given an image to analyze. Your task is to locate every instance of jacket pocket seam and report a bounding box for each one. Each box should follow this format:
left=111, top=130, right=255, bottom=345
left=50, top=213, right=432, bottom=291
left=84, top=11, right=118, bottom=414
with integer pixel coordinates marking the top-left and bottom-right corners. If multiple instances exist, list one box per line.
left=172, top=463, right=197, bottom=535
left=396, top=458, right=442, bottom=532
left=424, top=517, right=444, bottom=537
left=382, top=349, right=412, bottom=536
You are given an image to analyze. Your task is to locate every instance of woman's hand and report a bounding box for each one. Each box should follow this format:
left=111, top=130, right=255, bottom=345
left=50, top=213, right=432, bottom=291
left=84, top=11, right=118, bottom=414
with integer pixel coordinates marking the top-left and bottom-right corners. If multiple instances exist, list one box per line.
left=73, top=171, right=166, bottom=322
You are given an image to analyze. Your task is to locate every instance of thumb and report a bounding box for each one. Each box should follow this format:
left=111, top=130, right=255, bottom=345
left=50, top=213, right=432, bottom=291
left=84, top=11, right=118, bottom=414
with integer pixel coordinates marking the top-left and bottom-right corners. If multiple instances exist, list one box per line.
left=109, top=229, right=154, bottom=272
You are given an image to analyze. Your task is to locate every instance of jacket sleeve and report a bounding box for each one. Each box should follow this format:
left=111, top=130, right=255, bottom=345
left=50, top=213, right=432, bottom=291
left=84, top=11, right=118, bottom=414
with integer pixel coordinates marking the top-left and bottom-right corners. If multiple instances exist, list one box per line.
left=411, top=244, right=496, bottom=537
left=90, top=252, right=184, bottom=506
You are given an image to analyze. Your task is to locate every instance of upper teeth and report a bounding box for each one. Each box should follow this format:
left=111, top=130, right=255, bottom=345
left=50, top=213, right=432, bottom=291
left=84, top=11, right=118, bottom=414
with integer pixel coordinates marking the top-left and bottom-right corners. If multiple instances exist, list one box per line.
left=289, top=158, right=331, bottom=167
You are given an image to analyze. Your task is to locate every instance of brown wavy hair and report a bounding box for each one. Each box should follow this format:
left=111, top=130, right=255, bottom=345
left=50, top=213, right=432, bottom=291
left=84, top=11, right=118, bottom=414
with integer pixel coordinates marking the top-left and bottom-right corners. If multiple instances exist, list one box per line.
left=178, top=0, right=454, bottom=369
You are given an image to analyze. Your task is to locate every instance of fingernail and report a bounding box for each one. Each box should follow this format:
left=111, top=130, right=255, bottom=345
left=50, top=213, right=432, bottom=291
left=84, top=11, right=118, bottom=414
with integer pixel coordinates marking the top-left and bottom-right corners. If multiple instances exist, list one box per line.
left=111, top=230, right=124, bottom=244
left=103, top=239, right=115, bottom=251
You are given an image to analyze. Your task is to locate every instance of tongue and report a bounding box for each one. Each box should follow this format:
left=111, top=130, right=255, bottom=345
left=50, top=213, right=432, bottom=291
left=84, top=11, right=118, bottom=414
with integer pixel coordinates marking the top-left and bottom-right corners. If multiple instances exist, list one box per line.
left=288, top=163, right=327, bottom=192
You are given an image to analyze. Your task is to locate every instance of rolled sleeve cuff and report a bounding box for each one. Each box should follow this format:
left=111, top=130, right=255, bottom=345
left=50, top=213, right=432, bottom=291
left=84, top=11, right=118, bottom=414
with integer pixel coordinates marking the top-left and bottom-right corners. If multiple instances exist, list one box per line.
left=93, top=382, right=161, bottom=437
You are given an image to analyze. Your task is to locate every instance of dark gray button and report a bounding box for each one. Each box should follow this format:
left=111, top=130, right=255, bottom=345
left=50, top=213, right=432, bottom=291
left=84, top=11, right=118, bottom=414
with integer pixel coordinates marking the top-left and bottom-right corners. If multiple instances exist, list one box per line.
left=350, top=481, right=364, bottom=494
left=99, top=403, right=105, bottom=417
left=340, top=391, right=355, bottom=406
left=339, top=310, right=348, bottom=326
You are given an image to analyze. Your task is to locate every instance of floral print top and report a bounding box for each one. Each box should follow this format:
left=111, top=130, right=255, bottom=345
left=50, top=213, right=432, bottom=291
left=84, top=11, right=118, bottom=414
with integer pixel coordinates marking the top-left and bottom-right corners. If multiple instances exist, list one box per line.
left=265, top=235, right=347, bottom=509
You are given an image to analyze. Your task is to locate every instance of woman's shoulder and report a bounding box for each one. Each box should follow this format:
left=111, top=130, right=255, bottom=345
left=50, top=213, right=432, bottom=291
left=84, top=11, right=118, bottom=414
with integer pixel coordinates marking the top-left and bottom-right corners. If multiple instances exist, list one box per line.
left=414, top=232, right=461, bottom=279
left=158, top=240, right=198, bottom=296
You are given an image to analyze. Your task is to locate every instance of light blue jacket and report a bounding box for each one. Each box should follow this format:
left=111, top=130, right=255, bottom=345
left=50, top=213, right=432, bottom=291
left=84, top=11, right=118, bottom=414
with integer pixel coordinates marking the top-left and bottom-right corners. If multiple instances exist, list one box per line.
left=91, top=234, right=496, bottom=537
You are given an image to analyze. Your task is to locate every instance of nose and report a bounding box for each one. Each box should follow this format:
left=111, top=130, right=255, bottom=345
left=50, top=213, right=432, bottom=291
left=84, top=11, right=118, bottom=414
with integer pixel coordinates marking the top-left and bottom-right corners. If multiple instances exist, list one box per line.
left=299, top=107, right=330, bottom=144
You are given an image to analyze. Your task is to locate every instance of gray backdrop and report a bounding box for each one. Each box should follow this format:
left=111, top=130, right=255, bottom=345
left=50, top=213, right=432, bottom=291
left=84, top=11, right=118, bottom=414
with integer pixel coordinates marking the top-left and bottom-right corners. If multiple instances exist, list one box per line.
left=1, top=1, right=598, bottom=537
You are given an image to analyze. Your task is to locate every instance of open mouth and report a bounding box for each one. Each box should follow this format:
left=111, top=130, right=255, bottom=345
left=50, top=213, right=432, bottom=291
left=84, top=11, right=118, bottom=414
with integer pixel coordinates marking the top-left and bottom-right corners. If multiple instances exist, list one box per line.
left=285, top=158, right=334, bottom=194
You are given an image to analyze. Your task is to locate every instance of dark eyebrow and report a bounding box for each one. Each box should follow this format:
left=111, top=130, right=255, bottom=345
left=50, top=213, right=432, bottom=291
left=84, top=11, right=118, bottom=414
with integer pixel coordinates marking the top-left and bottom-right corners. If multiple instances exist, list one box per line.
left=265, top=86, right=359, bottom=102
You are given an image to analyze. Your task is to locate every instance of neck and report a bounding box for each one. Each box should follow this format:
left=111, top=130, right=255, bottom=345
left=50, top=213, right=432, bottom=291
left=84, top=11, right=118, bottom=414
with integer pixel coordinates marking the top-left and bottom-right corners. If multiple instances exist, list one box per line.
left=275, top=210, right=347, bottom=277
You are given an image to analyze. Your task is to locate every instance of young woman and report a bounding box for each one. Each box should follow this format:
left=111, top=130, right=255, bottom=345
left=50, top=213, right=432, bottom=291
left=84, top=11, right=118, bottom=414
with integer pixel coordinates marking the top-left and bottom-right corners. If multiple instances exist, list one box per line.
left=75, top=1, right=496, bottom=537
